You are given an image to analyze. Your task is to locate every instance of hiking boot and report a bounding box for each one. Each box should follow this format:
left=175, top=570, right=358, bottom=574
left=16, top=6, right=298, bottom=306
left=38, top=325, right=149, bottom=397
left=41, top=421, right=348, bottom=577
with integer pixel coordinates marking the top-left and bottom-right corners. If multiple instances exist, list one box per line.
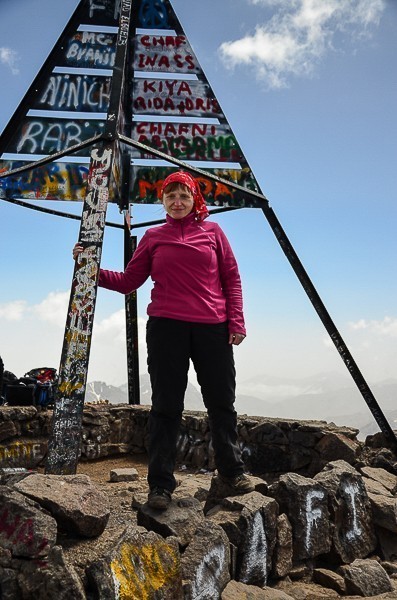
left=147, top=487, right=172, bottom=510
left=217, top=473, right=255, bottom=495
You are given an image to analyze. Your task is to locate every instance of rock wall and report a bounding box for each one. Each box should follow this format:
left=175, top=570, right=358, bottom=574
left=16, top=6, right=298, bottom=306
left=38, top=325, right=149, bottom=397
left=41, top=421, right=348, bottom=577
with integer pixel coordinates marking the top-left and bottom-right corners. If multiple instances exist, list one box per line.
left=1, top=404, right=397, bottom=599
left=0, top=404, right=362, bottom=476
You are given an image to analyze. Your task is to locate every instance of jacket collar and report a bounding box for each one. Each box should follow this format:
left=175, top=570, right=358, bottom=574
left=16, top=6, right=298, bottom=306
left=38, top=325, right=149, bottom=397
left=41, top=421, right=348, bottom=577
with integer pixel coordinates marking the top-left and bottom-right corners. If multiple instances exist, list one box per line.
left=165, top=212, right=197, bottom=227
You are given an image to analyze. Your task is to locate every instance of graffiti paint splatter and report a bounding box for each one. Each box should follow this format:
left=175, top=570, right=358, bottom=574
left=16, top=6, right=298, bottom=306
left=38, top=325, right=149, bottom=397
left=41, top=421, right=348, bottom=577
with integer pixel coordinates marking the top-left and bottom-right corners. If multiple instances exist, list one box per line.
left=305, top=489, right=325, bottom=553
left=239, top=511, right=268, bottom=586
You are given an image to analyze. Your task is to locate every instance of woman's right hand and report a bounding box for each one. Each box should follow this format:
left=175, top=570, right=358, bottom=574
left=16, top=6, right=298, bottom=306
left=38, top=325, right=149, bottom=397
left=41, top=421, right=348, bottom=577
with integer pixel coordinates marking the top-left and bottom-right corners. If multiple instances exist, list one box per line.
left=72, top=242, right=84, bottom=261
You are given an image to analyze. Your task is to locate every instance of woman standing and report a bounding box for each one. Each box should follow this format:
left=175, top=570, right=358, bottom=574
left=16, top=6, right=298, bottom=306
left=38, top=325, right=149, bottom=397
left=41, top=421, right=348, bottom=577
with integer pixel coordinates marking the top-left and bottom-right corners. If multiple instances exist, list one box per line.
left=73, top=171, right=253, bottom=509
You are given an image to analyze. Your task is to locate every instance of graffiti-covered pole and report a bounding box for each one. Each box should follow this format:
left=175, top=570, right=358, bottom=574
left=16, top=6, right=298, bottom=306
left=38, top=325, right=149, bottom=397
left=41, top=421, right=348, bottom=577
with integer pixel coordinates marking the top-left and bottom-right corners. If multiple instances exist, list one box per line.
left=45, top=0, right=134, bottom=474
left=46, top=144, right=113, bottom=474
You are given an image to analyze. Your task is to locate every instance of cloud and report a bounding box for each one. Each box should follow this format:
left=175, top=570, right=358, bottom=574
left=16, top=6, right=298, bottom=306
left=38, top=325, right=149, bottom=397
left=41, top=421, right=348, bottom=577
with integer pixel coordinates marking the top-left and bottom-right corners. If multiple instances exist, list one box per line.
left=0, top=289, right=148, bottom=386
left=88, top=312, right=148, bottom=385
left=0, top=47, right=20, bottom=75
left=219, top=0, right=385, bottom=88
left=93, top=310, right=147, bottom=345
left=349, top=316, right=397, bottom=337
left=0, top=300, right=27, bottom=321
left=0, top=292, right=69, bottom=326
left=32, top=291, right=70, bottom=327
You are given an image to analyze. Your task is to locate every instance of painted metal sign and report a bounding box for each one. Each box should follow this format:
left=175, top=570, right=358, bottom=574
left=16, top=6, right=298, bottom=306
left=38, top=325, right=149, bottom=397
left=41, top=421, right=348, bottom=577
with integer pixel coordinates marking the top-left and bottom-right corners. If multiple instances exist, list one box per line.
left=0, top=0, right=262, bottom=208
left=0, top=0, right=119, bottom=203
left=131, top=122, right=242, bottom=162
left=133, top=34, right=201, bottom=74
left=0, top=160, right=88, bottom=201
left=131, top=165, right=260, bottom=207
left=132, top=79, right=222, bottom=118
left=33, top=74, right=112, bottom=113
left=129, top=0, right=262, bottom=207
left=61, top=31, right=117, bottom=69
left=9, top=118, right=106, bottom=156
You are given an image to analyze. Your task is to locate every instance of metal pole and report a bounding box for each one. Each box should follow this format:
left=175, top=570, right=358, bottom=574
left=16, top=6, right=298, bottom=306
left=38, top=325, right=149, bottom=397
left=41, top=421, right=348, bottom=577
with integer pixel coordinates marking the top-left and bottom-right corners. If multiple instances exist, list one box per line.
left=46, top=143, right=114, bottom=473
left=124, top=210, right=140, bottom=404
left=262, top=204, right=397, bottom=452
left=45, top=0, right=134, bottom=474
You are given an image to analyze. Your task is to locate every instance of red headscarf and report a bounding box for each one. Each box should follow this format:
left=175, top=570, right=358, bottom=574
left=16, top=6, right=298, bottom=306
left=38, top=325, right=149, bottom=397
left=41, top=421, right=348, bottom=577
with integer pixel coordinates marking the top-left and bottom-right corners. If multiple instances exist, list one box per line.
left=160, top=171, right=209, bottom=222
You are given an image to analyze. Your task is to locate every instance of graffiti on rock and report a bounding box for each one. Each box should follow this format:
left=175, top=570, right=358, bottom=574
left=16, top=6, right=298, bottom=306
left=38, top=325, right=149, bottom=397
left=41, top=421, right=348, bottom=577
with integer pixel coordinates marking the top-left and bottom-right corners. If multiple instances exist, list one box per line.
left=111, top=540, right=180, bottom=598
left=239, top=511, right=268, bottom=587
left=190, top=544, right=227, bottom=599
left=305, top=489, right=325, bottom=553
left=0, top=508, right=50, bottom=555
left=0, top=441, right=45, bottom=467
left=342, top=480, right=363, bottom=541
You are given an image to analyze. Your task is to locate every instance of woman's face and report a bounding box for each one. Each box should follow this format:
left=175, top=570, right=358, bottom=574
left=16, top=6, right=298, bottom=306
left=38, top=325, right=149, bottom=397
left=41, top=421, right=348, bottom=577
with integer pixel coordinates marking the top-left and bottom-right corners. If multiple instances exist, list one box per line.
left=162, top=184, right=194, bottom=220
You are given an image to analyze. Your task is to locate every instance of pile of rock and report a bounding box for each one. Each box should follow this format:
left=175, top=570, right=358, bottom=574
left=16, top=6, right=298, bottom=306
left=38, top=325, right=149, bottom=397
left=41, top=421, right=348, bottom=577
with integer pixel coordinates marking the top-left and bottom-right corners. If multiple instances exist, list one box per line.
left=1, top=456, right=397, bottom=599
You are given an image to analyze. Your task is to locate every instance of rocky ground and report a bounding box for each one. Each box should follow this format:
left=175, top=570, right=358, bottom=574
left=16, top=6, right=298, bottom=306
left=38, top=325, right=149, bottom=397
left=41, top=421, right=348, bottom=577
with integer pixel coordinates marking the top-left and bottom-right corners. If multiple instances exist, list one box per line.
left=40, top=455, right=215, bottom=588
left=28, top=455, right=397, bottom=600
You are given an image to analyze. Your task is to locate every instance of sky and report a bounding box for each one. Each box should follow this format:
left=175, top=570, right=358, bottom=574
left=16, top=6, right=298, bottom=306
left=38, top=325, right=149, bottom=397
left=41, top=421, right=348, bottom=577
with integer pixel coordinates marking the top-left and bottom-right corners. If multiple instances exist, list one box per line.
left=0, top=0, right=396, bottom=408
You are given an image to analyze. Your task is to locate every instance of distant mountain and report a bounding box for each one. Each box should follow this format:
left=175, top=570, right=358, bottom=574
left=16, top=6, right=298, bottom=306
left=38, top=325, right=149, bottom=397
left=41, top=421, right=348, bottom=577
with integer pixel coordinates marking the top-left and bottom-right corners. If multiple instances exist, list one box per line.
left=85, top=372, right=397, bottom=440
left=330, top=409, right=397, bottom=439
left=86, top=374, right=203, bottom=410
left=235, top=372, right=397, bottom=439
left=86, top=381, right=128, bottom=405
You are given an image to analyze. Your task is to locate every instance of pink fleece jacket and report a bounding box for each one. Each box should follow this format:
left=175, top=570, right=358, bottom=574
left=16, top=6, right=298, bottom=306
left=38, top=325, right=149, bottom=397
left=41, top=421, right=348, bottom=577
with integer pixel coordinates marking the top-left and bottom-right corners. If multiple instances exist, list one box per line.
left=99, top=212, right=246, bottom=335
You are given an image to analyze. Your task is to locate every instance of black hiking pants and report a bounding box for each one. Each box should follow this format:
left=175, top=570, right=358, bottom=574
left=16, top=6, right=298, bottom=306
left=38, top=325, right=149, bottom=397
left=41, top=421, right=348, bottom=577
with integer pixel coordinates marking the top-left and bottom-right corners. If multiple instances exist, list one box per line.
left=146, top=317, right=244, bottom=492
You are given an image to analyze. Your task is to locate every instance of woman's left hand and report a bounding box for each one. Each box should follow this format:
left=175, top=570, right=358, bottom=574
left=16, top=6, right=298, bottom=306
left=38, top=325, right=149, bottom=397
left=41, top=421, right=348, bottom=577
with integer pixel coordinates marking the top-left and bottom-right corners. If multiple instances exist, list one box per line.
left=229, top=332, right=246, bottom=345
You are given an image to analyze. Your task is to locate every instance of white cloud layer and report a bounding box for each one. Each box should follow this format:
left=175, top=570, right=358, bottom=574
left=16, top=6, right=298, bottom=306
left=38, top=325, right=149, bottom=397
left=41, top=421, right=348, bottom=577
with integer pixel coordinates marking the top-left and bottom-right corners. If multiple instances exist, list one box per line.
left=0, top=300, right=27, bottom=321
left=219, top=0, right=385, bottom=88
left=0, top=290, right=148, bottom=385
left=349, top=316, right=397, bottom=337
left=1, top=290, right=396, bottom=386
left=0, top=47, right=20, bottom=75
left=0, top=293, right=69, bottom=325
left=32, top=291, right=70, bottom=327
